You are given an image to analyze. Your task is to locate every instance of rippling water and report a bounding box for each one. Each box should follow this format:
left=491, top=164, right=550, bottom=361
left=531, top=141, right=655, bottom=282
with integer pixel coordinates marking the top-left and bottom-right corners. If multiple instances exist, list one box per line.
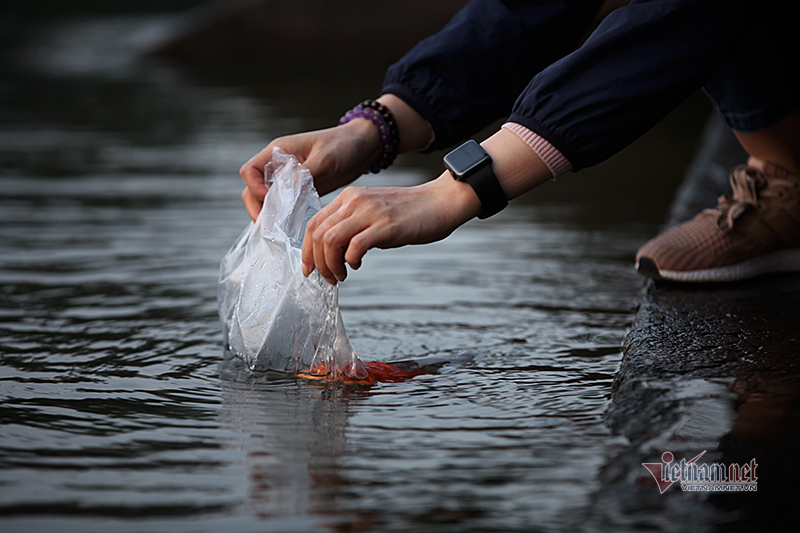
left=0, top=12, right=697, bottom=533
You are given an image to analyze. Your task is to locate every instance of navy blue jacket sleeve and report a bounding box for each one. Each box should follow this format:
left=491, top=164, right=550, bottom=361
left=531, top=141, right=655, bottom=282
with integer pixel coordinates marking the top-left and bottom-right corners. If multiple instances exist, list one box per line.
left=382, top=0, right=766, bottom=170
left=510, top=0, right=763, bottom=170
left=382, top=0, right=604, bottom=153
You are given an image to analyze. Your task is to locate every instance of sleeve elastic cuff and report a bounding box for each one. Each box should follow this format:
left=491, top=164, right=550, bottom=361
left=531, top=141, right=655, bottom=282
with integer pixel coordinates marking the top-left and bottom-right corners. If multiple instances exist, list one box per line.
left=501, top=122, right=573, bottom=180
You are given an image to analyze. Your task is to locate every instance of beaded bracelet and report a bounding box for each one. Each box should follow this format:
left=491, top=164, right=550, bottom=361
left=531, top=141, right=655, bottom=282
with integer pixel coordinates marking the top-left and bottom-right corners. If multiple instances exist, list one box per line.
left=339, top=99, right=399, bottom=174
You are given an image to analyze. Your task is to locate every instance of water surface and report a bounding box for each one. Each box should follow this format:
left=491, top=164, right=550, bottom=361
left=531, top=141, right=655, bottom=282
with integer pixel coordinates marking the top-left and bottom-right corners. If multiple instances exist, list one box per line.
left=0, top=12, right=704, bottom=532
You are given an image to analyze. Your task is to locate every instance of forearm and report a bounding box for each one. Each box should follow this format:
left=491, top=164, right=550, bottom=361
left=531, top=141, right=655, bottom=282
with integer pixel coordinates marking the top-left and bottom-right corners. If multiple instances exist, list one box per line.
left=481, top=128, right=553, bottom=200
left=337, top=91, right=555, bottom=225
left=380, top=91, right=553, bottom=199
left=415, top=127, right=553, bottom=237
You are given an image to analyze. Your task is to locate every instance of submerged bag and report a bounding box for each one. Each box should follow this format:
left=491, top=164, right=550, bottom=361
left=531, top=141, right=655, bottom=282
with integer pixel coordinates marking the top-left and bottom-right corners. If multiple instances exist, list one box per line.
left=218, top=148, right=368, bottom=380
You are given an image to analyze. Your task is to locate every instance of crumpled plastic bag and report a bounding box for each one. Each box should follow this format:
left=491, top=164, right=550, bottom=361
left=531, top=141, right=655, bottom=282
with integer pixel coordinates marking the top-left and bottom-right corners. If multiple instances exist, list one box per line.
left=217, top=148, right=368, bottom=380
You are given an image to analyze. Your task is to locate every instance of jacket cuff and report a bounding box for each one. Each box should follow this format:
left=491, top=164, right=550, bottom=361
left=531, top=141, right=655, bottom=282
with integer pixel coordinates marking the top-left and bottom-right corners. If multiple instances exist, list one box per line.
left=501, top=122, right=572, bottom=180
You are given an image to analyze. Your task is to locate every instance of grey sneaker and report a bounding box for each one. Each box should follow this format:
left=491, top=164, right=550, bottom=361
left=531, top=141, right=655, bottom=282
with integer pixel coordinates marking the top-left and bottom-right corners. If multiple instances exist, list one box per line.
left=636, top=162, right=800, bottom=282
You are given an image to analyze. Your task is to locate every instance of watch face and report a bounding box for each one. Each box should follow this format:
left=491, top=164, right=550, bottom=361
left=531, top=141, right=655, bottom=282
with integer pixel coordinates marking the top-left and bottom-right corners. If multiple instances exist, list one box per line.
left=444, top=139, right=490, bottom=177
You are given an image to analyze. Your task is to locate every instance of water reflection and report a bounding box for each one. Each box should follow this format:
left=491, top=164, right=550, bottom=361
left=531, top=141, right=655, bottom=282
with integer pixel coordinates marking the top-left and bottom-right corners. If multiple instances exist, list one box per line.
left=218, top=355, right=351, bottom=521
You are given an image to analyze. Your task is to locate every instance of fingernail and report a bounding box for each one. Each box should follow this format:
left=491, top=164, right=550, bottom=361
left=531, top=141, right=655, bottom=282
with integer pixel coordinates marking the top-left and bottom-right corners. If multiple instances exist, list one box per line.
left=302, top=262, right=310, bottom=277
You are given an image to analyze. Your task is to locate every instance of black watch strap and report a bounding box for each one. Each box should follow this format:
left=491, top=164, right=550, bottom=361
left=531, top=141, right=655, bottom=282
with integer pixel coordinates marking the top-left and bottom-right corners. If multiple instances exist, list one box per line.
left=443, top=140, right=508, bottom=219
left=464, top=163, right=508, bottom=219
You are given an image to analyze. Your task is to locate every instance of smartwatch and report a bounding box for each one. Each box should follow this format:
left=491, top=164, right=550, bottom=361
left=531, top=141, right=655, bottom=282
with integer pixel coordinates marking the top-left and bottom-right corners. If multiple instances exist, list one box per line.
left=443, top=139, right=508, bottom=219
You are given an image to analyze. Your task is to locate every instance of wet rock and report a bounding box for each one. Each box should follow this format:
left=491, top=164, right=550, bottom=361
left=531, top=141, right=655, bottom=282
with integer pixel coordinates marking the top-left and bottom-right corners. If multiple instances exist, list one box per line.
left=597, top=113, right=800, bottom=530
left=618, top=275, right=800, bottom=382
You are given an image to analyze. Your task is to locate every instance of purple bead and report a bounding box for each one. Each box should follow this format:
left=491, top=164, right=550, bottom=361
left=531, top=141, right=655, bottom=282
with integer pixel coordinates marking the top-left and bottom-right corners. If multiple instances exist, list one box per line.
left=339, top=99, right=399, bottom=174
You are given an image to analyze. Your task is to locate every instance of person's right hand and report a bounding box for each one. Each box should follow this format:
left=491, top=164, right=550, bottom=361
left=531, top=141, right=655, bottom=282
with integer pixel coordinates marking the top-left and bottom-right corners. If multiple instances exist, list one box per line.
left=239, top=119, right=382, bottom=220
left=300, top=174, right=482, bottom=284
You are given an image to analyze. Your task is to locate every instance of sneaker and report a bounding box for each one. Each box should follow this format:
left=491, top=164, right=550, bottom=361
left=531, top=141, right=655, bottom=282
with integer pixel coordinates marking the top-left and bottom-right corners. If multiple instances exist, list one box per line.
left=636, top=161, right=800, bottom=282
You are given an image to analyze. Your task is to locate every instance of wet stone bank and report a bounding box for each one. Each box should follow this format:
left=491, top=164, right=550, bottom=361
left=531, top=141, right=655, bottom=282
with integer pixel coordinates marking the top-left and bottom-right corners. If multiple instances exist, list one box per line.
left=602, top=115, right=800, bottom=530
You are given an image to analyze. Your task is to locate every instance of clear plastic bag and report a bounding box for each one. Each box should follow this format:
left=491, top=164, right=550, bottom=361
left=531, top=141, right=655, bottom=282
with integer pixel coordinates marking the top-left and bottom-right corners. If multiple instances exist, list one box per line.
left=218, top=148, right=368, bottom=380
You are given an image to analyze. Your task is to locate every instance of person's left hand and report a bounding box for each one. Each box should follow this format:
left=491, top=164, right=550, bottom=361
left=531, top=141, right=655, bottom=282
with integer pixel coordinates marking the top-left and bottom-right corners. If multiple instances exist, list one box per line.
left=301, top=173, right=481, bottom=284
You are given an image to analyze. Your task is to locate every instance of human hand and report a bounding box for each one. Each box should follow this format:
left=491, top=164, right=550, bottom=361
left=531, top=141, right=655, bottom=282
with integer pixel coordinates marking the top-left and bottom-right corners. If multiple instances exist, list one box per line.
left=301, top=173, right=482, bottom=284
left=240, top=94, right=435, bottom=221
left=239, top=119, right=382, bottom=220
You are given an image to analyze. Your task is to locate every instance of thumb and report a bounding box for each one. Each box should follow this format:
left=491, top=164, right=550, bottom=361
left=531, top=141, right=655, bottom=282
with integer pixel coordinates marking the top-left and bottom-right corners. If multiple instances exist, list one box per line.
left=240, top=150, right=274, bottom=203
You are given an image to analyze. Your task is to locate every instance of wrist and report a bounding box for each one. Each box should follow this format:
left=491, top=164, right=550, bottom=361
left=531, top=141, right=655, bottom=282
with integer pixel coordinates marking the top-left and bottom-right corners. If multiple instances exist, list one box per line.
left=339, top=100, right=399, bottom=174
left=338, top=118, right=383, bottom=169
left=424, top=171, right=483, bottom=228
left=377, top=94, right=435, bottom=153
left=479, top=128, right=553, bottom=200
left=443, top=139, right=507, bottom=219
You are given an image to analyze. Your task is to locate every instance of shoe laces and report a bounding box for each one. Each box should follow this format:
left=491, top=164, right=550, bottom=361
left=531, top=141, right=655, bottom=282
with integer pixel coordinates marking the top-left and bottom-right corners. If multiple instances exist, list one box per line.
left=707, top=165, right=798, bottom=231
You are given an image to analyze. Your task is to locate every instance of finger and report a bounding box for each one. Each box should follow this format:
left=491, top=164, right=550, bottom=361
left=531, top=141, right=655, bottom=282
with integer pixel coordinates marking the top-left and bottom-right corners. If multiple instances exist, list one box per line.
left=344, top=225, right=382, bottom=271
left=321, top=218, right=363, bottom=283
left=313, top=188, right=389, bottom=280
left=315, top=192, right=384, bottom=282
left=301, top=198, right=341, bottom=279
left=301, top=218, right=315, bottom=277
left=303, top=195, right=352, bottom=284
left=241, top=187, right=263, bottom=221
left=312, top=216, right=344, bottom=285
left=313, top=234, right=338, bottom=285
left=240, top=150, right=272, bottom=202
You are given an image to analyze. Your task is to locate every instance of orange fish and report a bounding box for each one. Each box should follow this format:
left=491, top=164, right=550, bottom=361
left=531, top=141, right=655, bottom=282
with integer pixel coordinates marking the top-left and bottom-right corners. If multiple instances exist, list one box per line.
left=297, top=359, right=438, bottom=384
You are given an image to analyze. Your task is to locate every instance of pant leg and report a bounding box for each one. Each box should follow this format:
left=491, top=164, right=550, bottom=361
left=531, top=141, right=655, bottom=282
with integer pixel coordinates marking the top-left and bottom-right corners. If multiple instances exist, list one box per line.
left=703, top=12, right=798, bottom=133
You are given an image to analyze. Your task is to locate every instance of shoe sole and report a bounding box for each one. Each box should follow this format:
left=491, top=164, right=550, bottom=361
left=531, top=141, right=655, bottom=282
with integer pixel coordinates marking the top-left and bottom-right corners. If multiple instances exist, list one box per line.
left=636, top=248, right=800, bottom=282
